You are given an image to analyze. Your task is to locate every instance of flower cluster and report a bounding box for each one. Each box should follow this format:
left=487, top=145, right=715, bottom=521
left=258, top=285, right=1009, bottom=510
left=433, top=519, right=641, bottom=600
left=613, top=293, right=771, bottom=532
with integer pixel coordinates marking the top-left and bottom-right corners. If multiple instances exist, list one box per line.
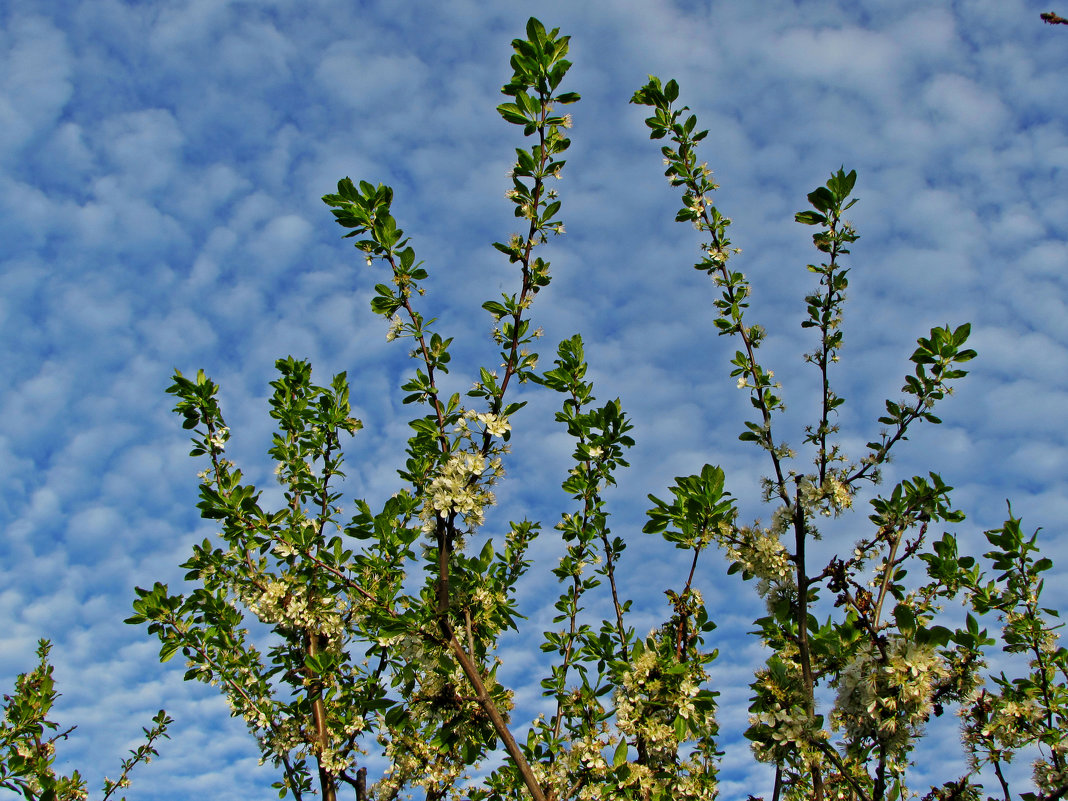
left=749, top=703, right=826, bottom=761
left=207, top=425, right=229, bottom=452
left=243, top=579, right=346, bottom=644
left=610, top=630, right=718, bottom=799
left=833, top=637, right=946, bottom=754
left=798, top=474, right=853, bottom=517
left=1034, top=741, right=1068, bottom=795
left=458, top=408, right=511, bottom=437
left=719, top=521, right=794, bottom=595
left=373, top=657, right=507, bottom=800
left=749, top=651, right=827, bottom=767
left=526, top=726, right=615, bottom=801
left=615, top=647, right=680, bottom=763
left=419, top=450, right=503, bottom=533
left=958, top=687, right=1039, bottom=770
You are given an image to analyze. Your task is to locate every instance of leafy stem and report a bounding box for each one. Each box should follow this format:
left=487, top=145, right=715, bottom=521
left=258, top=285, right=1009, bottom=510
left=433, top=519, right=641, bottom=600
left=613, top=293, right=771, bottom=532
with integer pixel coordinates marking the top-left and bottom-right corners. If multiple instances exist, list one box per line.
left=796, top=168, right=858, bottom=484
left=631, top=76, right=791, bottom=506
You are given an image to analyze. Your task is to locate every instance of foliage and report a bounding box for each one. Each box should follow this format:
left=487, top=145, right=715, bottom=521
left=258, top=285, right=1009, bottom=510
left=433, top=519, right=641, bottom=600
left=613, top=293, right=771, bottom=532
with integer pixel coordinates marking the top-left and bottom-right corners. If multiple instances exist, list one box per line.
left=0, top=640, right=170, bottom=801
left=121, top=16, right=1067, bottom=801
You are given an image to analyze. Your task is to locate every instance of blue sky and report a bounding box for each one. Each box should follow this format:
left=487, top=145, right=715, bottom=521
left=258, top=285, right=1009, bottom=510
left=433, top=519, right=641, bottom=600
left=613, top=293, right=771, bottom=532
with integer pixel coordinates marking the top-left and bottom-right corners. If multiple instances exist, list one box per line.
left=1, top=1, right=1066, bottom=798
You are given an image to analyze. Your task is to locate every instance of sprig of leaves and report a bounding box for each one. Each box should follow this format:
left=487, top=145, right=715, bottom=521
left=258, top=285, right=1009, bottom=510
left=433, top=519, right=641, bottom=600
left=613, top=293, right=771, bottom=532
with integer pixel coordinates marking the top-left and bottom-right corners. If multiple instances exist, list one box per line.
left=0, top=641, right=170, bottom=801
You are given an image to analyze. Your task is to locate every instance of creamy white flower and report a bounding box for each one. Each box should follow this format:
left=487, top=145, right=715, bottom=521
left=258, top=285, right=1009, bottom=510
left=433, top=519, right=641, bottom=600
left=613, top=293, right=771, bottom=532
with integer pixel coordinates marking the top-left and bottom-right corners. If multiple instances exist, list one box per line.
left=385, top=315, right=403, bottom=342
left=833, top=637, right=946, bottom=753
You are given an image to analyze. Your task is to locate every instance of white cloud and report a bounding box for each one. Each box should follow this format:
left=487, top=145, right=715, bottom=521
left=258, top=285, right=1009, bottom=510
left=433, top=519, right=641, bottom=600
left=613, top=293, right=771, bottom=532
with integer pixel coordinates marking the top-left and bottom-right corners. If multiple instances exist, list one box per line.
left=316, top=46, right=431, bottom=110
left=244, top=213, right=314, bottom=274
left=922, top=72, right=1011, bottom=134
left=216, top=20, right=296, bottom=81
left=769, top=24, right=901, bottom=94
left=0, top=15, right=73, bottom=161
left=98, top=109, right=186, bottom=191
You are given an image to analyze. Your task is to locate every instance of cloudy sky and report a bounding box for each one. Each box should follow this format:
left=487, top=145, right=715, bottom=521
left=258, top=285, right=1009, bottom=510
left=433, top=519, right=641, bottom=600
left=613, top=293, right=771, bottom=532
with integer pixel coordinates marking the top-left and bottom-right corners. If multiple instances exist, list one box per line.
left=1, top=0, right=1066, bottom=798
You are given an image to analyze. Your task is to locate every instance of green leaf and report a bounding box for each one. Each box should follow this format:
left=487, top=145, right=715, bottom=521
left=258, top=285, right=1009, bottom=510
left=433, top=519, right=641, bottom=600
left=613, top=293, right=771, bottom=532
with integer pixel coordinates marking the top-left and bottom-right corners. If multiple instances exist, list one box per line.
left=159, top=642, right=182, bottom=663
left=497, top=103, right=529, bottom=125
left=794, top=210, right=826, bottom=226
left=807, top=186, right=835, bottom=212
left=673, top=714, right=688, bottom=740
left=893, top=603, right=917, bottom=634
left=827, top=167, right=857, bottom=198
left=526, top=16, right=546, bottom=45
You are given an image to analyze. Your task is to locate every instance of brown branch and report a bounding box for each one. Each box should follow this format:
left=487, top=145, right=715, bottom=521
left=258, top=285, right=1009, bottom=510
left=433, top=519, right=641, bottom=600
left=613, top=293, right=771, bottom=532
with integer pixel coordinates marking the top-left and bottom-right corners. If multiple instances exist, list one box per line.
left=307, top=631, right=338, bottom=801
left=872, top=524, right=911, bottom=630
left=790, top=486, right=824, bottom=801
left=599, top=525, right=630, bottom=663
left=673, top=546, right=703, bottom=660
left=1041, top=11, right=1068, bottom=24
left=443, top=627, right=548, bottom=801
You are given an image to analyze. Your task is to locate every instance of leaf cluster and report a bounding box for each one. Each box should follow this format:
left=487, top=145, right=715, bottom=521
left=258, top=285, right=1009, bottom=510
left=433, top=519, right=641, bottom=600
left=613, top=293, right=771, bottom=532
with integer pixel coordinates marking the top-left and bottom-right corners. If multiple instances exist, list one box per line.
left=0, top=641, right=170, bottom=801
